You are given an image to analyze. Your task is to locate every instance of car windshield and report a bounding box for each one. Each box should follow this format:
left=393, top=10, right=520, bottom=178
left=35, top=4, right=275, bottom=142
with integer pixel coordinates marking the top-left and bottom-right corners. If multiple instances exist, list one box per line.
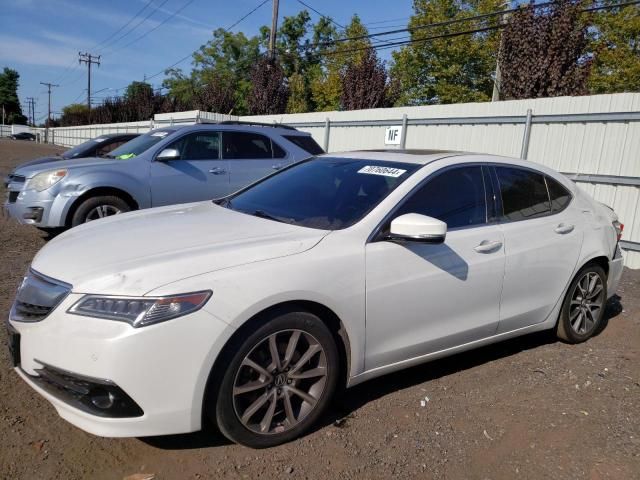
left=62, top=136, right=107, bottom=159
left=106, top=129, right=176, bottom=159
left=222, top=157, right=420, bottom=230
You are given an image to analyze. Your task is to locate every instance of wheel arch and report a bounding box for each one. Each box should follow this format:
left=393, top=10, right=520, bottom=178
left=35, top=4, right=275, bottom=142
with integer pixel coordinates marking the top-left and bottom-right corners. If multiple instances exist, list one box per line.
left=202, top=300, right=352, bottom=424
left=65, top=186, right=139, bottom=227
left=580, top=254, right=609, bottom=277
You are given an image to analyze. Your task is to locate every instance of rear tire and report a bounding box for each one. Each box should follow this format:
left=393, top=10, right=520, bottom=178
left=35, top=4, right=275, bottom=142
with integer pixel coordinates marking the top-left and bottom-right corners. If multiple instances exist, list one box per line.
left=557, top=264, right=607, bottom=343
left=71, top=195, right=130, bottom=226
left=211, top=310, right=339, bottom=448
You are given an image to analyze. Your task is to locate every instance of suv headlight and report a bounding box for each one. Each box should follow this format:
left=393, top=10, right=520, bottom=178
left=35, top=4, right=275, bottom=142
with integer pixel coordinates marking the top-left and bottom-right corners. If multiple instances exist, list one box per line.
left=68, top=291, right=212, bottom=328
left=26, top=169, right=67, bottom=192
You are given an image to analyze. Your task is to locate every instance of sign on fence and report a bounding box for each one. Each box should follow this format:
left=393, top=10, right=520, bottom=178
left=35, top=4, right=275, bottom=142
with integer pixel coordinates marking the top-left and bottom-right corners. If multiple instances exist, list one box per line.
left=385, top=126, right=403, bottom=145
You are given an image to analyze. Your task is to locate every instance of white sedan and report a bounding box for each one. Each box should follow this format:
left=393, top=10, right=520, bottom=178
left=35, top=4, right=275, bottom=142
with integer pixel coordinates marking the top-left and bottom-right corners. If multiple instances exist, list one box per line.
left=7, top=150, right=624, bottom=448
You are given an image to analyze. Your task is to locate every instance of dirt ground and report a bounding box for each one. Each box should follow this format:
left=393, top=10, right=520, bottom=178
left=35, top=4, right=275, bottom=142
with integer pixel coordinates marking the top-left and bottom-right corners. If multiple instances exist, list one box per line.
left=0, top=139, right=639, bottom=480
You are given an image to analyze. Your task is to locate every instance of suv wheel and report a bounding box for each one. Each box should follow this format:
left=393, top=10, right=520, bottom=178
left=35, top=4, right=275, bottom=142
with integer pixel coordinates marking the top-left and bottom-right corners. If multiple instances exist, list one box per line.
left=212, top=310, right=339, bottom=448
left=557, top=264, right=607, bottom=343
left=71, top=196, right=130, bottom=226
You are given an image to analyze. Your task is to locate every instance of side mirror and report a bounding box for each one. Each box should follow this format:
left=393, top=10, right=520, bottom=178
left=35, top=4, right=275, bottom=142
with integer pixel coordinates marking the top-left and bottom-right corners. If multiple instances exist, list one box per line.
left=388, top=213, right=447, bottom=244
left=156, top=148, right=180, bottom=161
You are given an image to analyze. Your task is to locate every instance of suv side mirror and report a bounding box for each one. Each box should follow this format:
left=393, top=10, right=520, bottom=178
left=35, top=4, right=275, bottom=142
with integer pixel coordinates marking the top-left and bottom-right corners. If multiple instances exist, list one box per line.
left=388, top=213, right=447, bottom=244
left=156, top=148, right=180, bottom=161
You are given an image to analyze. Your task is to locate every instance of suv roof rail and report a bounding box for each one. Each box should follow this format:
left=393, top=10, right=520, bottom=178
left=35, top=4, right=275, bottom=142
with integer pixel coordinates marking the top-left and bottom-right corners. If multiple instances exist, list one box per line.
left=218, top=120, right=299, bottom=131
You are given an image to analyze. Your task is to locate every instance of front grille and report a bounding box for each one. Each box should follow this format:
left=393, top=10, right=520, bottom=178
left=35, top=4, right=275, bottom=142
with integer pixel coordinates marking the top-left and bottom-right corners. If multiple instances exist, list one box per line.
left=10, top=270, right=71, bottom=323
left=8, top=191, right=19, bottom=203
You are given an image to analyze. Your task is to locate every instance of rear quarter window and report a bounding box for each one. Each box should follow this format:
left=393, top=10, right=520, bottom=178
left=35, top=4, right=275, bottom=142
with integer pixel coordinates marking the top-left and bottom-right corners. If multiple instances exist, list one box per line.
left=546, top=176, right=572, bottom=213
left=284, top=135, right=324, bottom=155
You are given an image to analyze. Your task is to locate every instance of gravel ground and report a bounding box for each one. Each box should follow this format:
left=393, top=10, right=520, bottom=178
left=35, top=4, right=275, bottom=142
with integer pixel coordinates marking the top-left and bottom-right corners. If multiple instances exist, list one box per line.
left=1, top=139, right=639, bottom=480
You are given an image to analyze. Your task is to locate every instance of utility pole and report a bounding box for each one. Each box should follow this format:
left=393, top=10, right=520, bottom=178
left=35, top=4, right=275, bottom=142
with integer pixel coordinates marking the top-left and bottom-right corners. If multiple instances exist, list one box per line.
left=78, top=52, right=101, bottom=110
left=25, top=97, right=36, bottom=126
left=268, top=0, right=279, bottom=60
left=40, top=82, right=59, bottom=126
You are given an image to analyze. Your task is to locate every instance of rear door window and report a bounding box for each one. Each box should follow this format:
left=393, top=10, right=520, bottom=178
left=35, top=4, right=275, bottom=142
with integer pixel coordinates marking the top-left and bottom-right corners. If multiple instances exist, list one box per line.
left=496, top=166, right=551, bottom=221
left=395, top=166, right=487, bottom=229
left=222, top=132, right=273, bottom=159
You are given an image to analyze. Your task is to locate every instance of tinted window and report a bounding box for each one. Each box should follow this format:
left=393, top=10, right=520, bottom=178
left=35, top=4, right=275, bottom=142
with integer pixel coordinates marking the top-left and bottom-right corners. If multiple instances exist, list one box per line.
left=546, top=176, right=571, bottom=213
left=168, top=132, right=220, bottom=160
left=97, top=140, right=126, bottom=156
left=223, top=132, right=272, bottom=159
left=284, top=135, right=324, bottom=155
left=272, top=141, right=286, bottom=158
left=395, top=166, right=487, bottom=229
left=108, top=129, right=177, bottom=159
left=224, top=158, right=419, bottom=230
left=496, top=166, right=550, bottom=221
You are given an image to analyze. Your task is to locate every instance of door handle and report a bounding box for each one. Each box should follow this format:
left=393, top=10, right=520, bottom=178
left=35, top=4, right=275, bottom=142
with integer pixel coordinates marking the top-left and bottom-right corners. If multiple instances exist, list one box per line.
left=554, top=223, right=574, bottom=234
left=474, top=240, right=503, bottom=253
left=209, top=168, right=226, bottom=175
left=272, top=164, right=283, bottom=170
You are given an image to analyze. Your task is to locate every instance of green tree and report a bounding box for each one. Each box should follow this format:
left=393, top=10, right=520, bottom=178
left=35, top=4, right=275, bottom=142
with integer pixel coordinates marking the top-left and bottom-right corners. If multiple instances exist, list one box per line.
left=163, top=29, right=260, bottom=114
left=124, top=81, right=154, bottom=100
left=391, top=0, right=506, bottom=105
left=60, top=103, right=90, bottom=126
left=311, top=14, right=371, bottom=111
left=0, top=67, right=27, bottom=124
left=589, top=2, right=640, bottom=94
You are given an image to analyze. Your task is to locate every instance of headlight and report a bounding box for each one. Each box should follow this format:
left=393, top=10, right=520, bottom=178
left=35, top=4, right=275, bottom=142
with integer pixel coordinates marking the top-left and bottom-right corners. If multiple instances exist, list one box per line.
left=67, top=291, right=212, bottom=328
left=26, top=169, right=67, bottom=192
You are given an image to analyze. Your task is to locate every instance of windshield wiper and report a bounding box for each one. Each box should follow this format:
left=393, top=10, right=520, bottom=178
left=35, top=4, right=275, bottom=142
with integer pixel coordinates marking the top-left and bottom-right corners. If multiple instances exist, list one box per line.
left=252, top=210, right=294, bottom=224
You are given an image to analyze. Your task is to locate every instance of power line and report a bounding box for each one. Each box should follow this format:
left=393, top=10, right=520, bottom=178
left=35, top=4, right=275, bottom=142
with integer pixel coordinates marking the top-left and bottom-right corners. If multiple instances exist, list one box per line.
left=295, top=0, right=396, bottom=48
left=308, top=0, right=640, bottom=50
left=140, top=0, right=271, bottom=84
left=98, top=0, right=172, bottom=53
left=226, top=0, right=270, bottom=31
left=40, top=82, right=59, bottom=127
left=109, top=0, right=198, bottom=53
left=91, top=0, right=156, bottom=50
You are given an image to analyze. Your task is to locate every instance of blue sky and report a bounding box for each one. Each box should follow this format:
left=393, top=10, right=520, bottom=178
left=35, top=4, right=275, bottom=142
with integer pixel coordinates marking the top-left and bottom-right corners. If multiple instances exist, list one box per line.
left=0, top=0, right=415, bottom=121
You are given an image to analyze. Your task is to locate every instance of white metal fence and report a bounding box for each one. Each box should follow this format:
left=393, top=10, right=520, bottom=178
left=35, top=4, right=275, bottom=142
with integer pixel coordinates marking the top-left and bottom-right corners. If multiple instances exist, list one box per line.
left=22, top=92, right=640, bottom=267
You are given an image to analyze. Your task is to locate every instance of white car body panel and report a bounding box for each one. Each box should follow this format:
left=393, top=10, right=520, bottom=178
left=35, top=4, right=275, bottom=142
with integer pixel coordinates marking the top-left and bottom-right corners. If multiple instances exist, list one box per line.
left=8, top=151, right=624, bottom=438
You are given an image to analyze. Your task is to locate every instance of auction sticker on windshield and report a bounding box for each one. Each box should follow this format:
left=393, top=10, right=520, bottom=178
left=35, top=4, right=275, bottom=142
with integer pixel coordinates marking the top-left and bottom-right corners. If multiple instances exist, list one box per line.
left=358, top=165, right=407, bottom=177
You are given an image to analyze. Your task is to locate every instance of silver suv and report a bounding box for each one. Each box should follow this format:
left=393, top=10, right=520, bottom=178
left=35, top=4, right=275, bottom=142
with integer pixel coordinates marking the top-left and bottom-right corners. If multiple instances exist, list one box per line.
left=3, top=122, right=323, bottom=229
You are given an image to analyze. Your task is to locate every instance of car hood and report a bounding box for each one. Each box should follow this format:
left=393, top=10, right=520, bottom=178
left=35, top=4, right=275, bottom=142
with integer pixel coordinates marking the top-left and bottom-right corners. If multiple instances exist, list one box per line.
left=12, top=155, right=66, bottom=171
left=13, top=156, right=129, bottom=178
left=31, top=202, right=329, bottom=296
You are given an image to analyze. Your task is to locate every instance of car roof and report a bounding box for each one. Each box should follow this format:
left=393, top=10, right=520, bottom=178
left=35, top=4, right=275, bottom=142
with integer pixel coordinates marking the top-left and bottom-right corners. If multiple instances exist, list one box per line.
left=157, top=123, right=310, bottom=135
left=327, top=149, right=469, bottom=165
left=96, top=133, right=140, bottom=139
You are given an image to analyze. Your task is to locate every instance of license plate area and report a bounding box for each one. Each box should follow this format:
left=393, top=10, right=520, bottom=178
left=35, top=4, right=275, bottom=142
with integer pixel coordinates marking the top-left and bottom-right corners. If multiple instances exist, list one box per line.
left=6, top=325, right=20, bottom=367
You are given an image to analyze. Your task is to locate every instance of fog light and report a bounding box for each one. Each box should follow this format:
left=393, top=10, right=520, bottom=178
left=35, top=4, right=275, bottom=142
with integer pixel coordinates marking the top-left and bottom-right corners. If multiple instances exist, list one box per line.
left=23, top=207, right=44, bottom=222
left=91, top=389, right=116, bottom=409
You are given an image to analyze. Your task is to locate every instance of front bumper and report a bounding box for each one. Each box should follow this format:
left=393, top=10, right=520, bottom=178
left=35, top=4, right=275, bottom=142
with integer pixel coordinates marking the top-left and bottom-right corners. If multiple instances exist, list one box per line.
left=9, top=293, right=235, bottom=437
left=3, top=187, right=68, bottom=228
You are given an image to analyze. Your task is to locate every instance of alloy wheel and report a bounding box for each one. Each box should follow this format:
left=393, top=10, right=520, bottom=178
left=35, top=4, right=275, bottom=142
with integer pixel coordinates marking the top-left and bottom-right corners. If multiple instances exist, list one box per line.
left=85, top=205, right=121, bottom=221
left=569, top=271, right=605, bottom=335
left=232, top=329, right=328, bottom=435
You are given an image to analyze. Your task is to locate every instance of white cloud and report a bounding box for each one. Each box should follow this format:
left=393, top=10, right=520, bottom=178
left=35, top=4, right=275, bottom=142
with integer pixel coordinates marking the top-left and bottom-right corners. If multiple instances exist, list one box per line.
left=0, top=34, right=78, bottom=68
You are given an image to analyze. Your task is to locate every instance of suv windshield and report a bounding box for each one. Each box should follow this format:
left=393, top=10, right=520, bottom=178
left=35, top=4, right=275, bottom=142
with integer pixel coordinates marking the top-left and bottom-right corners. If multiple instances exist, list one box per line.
left=222, top=157, right=419, bottom=230
left=107, top=129, right=176, bottom=159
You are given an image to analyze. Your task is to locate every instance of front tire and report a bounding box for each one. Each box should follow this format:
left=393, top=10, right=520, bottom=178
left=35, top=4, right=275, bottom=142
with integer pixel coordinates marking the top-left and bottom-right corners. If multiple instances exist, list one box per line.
left=71, top=195, right=130, bottom=226
left=212, top=310, right=339, bottom=448
left=557, top=264, right=607, bottom=343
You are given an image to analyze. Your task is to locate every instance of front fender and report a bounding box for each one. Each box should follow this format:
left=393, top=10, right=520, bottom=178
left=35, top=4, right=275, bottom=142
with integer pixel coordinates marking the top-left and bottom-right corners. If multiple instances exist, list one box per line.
left=54, top=171, right=151, bottom=223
